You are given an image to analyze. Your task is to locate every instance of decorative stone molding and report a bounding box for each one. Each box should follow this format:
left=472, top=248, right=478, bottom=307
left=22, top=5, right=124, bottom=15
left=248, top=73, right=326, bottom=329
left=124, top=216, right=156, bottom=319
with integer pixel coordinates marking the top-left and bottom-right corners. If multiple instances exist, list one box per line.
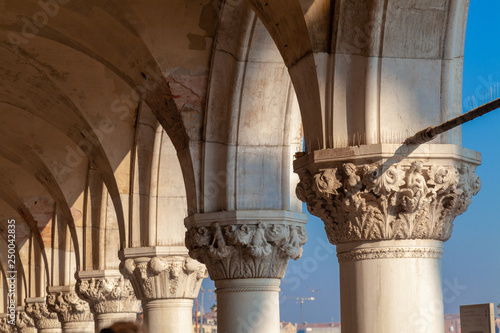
left=15, top=310, right=36, bottom=333
left=185, top=211, right=308, bottom=280
left=25, top=299, right=60, bottom=330
left=294, top=145, right=481, bottom=245
left=120, top=247, right=207, bottom=300
left=76, top=275, right=140, bottom=315
left=0, top=315, right=14, bottom=333
left=46, top=290, right=93, bottom=324
left=337, top=247, right=444, bottom=263
left=214, top=278, right=281, bottom=294
left=215, top=284, right=281, bottom=293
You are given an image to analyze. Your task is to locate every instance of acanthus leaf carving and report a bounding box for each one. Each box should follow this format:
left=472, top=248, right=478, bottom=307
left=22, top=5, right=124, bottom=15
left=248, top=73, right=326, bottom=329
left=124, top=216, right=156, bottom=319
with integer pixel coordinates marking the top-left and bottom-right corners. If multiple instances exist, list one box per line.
left=186, top=222, right=307, bottom=280
left=76, top=276, right=140, bottom=314
left=337, top=247, right=444, bottom=263
left=296, top=160, right=480, bottom=245
left=120, top=254, right=207, bottom=300
left=46, top=291, right=93, bottom=324
left=0, top=316, right=14, bottom=333
left=25, top=301, right=60, bottom=330
left=15, top=311, right=36, bottom=333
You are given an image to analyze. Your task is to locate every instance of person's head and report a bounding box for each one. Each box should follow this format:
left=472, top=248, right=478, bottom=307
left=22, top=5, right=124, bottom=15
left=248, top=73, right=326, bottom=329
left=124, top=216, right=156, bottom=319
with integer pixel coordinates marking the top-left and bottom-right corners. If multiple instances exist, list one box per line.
left=101, top=321, right=139, bottom=333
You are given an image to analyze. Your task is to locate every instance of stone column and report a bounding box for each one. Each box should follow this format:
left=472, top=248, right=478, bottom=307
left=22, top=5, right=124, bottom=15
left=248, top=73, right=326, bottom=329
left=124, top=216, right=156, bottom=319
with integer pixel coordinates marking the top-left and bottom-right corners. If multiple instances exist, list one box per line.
left=25, top=298, right=61, bottom=333
left=294, top=144, right=481, bottom=333
left=15, top=308, right=36, bottom=333
left=76, top=270, right=141, bottom=332
left=185, top=210, right=308, bottom=333
left=120, top=246, right=207, bottom=333
left=46, top=287, right=94, bottom=333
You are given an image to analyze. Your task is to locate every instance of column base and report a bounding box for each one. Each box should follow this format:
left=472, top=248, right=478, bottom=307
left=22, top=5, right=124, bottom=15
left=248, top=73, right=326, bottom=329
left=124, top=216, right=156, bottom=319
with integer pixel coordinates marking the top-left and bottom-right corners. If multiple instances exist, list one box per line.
left=142, top=299, right=193, bottom=333
left=215, top=278, right=281, bottom=333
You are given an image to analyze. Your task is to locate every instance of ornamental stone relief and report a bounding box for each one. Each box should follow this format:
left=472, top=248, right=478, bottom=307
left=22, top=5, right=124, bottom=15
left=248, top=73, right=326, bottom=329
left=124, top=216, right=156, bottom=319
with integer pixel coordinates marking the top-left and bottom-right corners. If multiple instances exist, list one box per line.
left=25, top=301, right=60, bottom=330
left=0, top=317, right=13, bottom=333
left=296, top=161, right=480, bottom=245
left=76, top=276, right=140, bottom=314
left=120, top=255, right=207, bottom=300
left=336, top=246, right=444, bottom=263
left=185, top=222, right=307, bottom=280
left=15, top=311, right=36, bottom=333
left=46, top=291, right=93, bottom=323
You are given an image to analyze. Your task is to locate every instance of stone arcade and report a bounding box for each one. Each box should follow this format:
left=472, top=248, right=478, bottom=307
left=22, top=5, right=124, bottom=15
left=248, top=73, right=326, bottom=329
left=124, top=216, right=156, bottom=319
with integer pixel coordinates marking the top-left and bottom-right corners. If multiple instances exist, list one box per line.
left=0, top=1, right=480, bottom=333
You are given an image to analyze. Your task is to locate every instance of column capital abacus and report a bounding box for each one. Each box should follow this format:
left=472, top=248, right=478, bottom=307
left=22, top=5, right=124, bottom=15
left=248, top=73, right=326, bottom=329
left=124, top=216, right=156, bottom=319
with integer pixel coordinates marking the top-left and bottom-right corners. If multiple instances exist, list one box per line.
left=45, top=287, right=93, bottom=324
left=24, top=297, right=60, bottom=330
left=76, top=271, right=140, bottom=315
left=120, top=246, right=207, bottom=300
left=184, top=210, right=308, bottom=280
left=293, top=144, right=481, bottom=245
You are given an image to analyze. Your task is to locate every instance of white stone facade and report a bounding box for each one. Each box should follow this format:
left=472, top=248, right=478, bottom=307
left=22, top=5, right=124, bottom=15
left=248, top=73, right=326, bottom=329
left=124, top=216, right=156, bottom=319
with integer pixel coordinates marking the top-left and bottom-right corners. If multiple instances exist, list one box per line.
left=0, top=1, right=479, bottom=332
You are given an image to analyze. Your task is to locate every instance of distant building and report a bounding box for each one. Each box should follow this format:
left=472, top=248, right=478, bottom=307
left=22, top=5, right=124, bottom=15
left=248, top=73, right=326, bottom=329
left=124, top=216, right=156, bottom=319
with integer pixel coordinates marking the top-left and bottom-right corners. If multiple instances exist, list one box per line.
left=204, top=305, right=217, bottom=326
left=281, top=321, right=297, bottom=333
left=444, top=314, right=460, bottom=333
left=297, top=322, right=341, bottom=333
left=193, top=305, right=217, bottom=333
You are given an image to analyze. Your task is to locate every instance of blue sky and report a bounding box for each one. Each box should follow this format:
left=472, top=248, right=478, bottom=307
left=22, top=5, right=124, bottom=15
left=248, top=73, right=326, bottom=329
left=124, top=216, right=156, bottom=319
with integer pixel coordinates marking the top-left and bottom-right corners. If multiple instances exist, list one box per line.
left=198, top=1, right=500, bottom=324
left=443, top=0, right=500, bottom=317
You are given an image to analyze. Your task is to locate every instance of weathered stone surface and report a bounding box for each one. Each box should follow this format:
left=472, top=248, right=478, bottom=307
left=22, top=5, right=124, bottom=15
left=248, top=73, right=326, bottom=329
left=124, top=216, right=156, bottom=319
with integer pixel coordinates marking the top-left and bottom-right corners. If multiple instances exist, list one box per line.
left=294, top=144, right=481, bottom=245
left=15, top=309, right=36, bottom=333
left=0, top=314, right=14, bottom=333
left=76, top=274, right=140, bottom=315
left=185, top=211, right=307, bottom=280
left=46, top=289, right=93, bottom=324
left=120, top=247, right=206, bottom=300
left=0, top=2, right=478, bottom=333
left=25, top=299, right=60, bottom=330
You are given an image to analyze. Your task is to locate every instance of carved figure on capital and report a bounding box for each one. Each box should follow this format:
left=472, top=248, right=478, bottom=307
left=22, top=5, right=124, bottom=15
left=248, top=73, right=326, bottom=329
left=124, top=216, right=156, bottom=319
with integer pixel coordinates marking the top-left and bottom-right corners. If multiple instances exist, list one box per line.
left=76, top=276, right=140, bottom=314
left=295, top=160, right=480, bottom=245
left=120, top=255, right=207, bottom=300
left=25, top=301, right=60, bottom=330
left=46, top=291, right=93, bottom=323
left=186, top=222, right=307, bottom=280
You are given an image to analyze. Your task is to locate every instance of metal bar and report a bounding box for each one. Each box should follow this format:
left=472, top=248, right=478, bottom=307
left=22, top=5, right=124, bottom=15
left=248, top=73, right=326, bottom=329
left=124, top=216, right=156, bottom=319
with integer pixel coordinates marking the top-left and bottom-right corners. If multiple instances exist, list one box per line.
left=404, top=97, right=500, bottom=145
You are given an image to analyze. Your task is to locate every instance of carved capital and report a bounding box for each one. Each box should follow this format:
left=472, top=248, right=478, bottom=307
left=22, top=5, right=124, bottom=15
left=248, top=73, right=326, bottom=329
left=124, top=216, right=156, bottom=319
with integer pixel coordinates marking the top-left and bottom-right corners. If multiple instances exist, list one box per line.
left=120, top=249, right=207, bottom=300
left=294, top=145, right=481, bottom=245
left=76, top=276, right=140, bottom=315
left=46, top=290, right=93, bottom=324
left=25, top=299, right=60, bottom=330
left=15, top=310, right=36, bottom=333
left=0, top=315, right=14, bottom=333
left=185, top=211, right=308, bottom=280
